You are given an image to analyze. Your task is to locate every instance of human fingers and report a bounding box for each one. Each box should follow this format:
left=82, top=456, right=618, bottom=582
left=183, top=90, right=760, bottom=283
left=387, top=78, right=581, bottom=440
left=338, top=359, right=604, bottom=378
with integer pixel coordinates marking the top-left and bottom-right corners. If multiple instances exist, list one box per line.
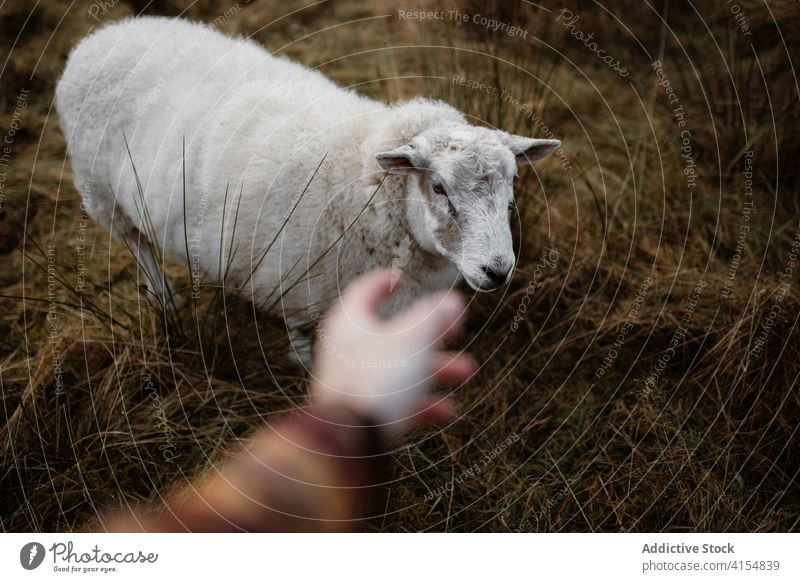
left=389, top=290, right=465, bottom=344
left=429, top=352, right=477, bottom=385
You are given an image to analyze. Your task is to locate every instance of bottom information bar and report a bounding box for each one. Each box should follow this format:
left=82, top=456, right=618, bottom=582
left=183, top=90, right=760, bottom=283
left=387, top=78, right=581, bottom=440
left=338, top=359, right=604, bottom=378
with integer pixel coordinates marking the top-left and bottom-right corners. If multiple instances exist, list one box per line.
left=1, top=533, right=796, bottom=581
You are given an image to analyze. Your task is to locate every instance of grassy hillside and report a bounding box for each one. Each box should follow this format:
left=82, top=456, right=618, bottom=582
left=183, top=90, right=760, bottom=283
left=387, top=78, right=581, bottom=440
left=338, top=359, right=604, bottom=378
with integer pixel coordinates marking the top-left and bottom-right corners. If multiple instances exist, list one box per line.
left=0, top=0, right=797, bottom=531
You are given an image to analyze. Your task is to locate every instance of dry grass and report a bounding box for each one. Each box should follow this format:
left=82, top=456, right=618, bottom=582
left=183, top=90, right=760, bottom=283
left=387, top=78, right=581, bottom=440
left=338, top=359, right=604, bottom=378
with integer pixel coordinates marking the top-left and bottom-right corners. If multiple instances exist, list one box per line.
left=0, top=0, right=797, bottom=532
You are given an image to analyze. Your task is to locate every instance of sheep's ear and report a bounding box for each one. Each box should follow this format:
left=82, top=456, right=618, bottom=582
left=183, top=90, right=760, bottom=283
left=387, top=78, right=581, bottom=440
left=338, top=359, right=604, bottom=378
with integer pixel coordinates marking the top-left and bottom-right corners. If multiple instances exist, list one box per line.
left=501, top=134, right=561, bottom=166
left=375, top=144, right=425, bottom=175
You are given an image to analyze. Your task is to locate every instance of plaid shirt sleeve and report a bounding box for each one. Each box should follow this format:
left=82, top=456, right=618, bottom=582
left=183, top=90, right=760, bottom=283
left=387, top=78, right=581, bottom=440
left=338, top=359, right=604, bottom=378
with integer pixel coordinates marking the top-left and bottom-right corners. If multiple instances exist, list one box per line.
left=106, top=406, right=389, bottom=532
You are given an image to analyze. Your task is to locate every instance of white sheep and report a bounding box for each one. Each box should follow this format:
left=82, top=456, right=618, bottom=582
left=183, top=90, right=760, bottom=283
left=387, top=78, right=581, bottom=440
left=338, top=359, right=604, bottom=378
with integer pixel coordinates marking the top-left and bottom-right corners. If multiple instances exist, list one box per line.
left=56, top=16, right=561, bottom=362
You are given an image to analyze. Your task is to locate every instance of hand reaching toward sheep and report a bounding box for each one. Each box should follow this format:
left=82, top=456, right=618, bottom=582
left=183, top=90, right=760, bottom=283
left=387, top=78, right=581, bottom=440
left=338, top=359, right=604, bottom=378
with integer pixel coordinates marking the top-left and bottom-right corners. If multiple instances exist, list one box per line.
left=106, top=270, right=475, bottom=532
left=311, top=269, right=475, bottom=436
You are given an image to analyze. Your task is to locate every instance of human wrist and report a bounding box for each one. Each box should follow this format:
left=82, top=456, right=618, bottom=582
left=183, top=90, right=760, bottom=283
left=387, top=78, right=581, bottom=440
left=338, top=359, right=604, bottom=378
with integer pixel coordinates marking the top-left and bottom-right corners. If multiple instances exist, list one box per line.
left=310, top=376, right=423, bottom=435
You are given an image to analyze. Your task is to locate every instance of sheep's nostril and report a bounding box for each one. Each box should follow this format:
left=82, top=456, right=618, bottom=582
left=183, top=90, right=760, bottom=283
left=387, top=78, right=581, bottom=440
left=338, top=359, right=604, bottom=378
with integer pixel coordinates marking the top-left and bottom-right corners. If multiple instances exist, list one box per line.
left=481, top=265, right=510, bottom=287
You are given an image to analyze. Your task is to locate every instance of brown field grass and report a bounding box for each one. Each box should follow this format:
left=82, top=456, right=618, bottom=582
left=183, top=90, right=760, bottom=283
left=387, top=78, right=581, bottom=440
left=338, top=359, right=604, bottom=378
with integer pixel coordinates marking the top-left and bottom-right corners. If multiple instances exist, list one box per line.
left=0, top=0, right=797, bottom=532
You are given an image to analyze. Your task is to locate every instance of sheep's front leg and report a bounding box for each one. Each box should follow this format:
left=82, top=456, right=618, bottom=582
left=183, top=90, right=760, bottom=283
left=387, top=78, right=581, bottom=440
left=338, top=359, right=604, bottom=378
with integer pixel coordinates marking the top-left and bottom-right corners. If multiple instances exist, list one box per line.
left=126, top=230, right=184, bottom=311
left=286, top=315, right=315, bottom=369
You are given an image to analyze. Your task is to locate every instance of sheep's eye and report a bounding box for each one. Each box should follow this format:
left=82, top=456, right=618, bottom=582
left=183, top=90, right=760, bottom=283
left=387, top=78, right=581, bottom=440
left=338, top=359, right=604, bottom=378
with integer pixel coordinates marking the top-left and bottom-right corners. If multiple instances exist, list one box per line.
left=508, top=199, right=515, bottom=210
left=431, top=183, right=455, bottom=215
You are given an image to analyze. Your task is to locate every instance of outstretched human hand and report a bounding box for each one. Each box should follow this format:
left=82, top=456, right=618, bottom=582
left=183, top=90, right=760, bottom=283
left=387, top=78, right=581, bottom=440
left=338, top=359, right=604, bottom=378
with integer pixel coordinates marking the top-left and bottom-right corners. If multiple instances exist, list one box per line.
left=310, top=269, right=475, bottom=437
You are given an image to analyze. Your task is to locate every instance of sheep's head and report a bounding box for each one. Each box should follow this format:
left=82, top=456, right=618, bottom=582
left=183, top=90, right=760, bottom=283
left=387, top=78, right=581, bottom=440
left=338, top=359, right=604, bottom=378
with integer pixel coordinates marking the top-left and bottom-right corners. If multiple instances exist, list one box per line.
left=376, top=126, right=560, bottom=291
